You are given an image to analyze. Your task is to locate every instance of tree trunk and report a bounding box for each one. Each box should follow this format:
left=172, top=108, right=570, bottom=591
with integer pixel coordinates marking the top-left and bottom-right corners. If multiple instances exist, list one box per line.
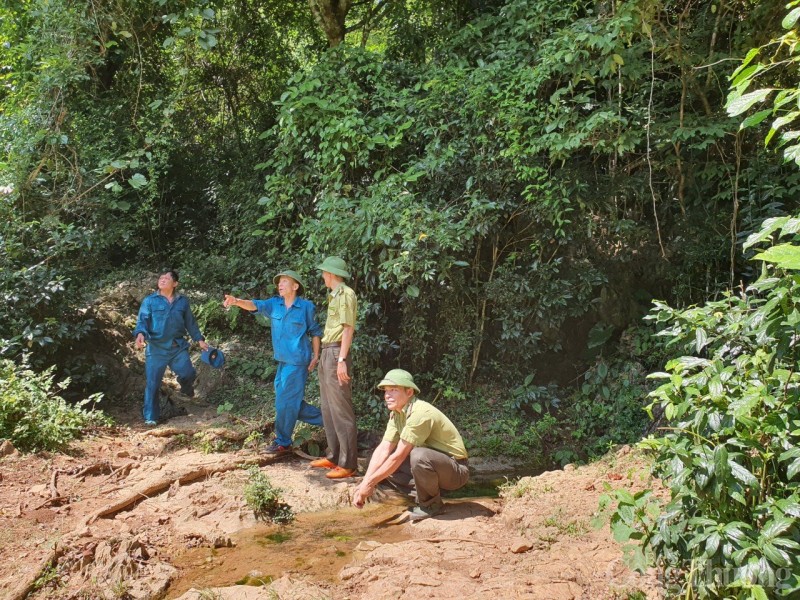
left=308, top=0, right=352, bottom=47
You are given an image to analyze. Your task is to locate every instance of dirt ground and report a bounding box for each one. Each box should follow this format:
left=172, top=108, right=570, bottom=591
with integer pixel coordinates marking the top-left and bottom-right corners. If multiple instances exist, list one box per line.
left=0, top=415, right=664, bottom=600
left=0, top=278, right=665, bottom=599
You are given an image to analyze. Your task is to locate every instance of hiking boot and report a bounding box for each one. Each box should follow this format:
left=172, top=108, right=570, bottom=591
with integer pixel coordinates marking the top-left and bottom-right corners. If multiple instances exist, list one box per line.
left=144, top=420, right=157, bottom=427
left=310, top=457, right=337, bottom=469
left=325, top=467, right=356, bottom=479
left=178, top=382, right=195, bottom=398
left=408, top=501, right=444, bottom=521
left=263, top=443, right=291, bottom=456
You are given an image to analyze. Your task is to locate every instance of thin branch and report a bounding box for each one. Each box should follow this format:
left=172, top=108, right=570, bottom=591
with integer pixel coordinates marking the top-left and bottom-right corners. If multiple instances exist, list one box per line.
left=645, top=24, right=666, bottom=259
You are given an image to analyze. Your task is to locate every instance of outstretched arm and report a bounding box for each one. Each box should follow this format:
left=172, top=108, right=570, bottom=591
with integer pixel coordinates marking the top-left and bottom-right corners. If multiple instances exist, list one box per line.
left=223, top=295, right=257, bottom=312
left=352, top=440, right=413, bottom=508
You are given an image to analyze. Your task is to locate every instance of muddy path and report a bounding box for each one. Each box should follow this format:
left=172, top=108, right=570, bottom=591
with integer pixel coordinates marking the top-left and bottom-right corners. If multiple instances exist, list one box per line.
left=0, top=418, right=664, bottom=600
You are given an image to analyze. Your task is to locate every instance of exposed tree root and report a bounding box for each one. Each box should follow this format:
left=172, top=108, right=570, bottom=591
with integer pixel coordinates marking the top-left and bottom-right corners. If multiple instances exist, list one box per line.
left=88, top=454, right=281, bottom=523
left=145, top=426, right=248, bottom=441
left=74, top=461, right=114, bottom=479
left=415, top=537, right=499, bottom=548
left=49, top=469, right=60, bottom=498
left=6, top=544, right=65, bottom=600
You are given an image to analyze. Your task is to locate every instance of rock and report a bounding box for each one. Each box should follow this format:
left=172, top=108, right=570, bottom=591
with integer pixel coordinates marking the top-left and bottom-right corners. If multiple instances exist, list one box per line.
left=355, top=540, right=382, bottom=552
left=563, top=464, right=576, bottom=472
left=28, top=484, right=49, bottom=498
left=470, top=569, right=481, bottom=579
left=510, top=539, right=533, bottom=554
left=0, top=440, right=18, bottom=457
left=339, top=566, right=363, bottom=581
left=409, top=574, right=441, bottom=587
left=618, top=444, right=632, bottom=456
left=117, top=450, right=130, bottom=458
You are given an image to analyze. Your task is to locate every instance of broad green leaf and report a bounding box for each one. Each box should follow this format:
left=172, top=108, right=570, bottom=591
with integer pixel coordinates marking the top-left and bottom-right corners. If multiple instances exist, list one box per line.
left=753, top=243, right=800, bottom=270
left=743, top=217, right=790, bottom=250
left=783, top=6, right=800, bottom=28
left=786, top=458, right=800, bottom=479
left=740, top=109, right=772, bottom=129
left=762, top=542, right=790, bottom=567
left=128, top=173, right=148, bottom=189
left=726, top=89, right=773, bottom=117
left=783, top=142, right=800, bottom=166
left=406, top=285, right=420, bottom=298
left=731, top=64, right=762, bottom=89
left=696, top=328, right=709, bottom=352
left=750, top=585, right=769, bottom=600
left=611, top=521, right=637, bottom=542
left=730, top=48, right=759, bottom=81
left=729, top=460, right=759, bottom=487
left=666, top=356, right=711, bottom=372
left=705, top=531, right=721, bottom=556
left=761, top=517, right=793, bottom=540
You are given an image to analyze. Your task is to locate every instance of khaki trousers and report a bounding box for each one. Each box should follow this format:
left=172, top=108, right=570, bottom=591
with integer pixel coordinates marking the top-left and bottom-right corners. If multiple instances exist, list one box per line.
left=388, top=446, right=470, bottom=506
left=318, top=346, right=358, bottom=470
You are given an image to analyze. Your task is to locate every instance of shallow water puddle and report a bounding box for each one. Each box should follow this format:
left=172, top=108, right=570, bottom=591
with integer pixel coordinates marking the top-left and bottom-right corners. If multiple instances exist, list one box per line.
left=165, top=502, right=412, bottom=598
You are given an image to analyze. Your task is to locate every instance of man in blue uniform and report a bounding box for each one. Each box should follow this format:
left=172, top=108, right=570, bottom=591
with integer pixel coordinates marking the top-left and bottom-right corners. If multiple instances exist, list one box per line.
left=223, top=270, right=324, bottom=455
left=133, top=270, right=209, bottom=425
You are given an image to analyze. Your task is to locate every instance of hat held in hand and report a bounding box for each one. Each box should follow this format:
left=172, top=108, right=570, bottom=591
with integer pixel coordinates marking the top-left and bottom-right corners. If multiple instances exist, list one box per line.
left=201, top=347, right=225, bottom=369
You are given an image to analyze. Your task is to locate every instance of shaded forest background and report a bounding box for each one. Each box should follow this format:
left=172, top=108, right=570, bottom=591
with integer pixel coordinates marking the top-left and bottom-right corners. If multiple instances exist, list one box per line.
left=1, top=0, right=797, bottom=462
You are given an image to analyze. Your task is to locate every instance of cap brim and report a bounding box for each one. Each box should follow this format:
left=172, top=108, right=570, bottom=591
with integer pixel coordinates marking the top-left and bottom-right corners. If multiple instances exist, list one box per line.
left=377, top=378, right=420, bottom=393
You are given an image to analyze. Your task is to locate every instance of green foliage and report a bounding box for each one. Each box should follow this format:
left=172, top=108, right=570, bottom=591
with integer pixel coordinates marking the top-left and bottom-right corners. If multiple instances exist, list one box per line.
left=566, top=326, right=666, bottom=460
left=609, top=218, right=800, bottom=598
left=0, top=359, right=110, bottom=453
left=726, top=1, right=800, bottom=168
left=243, top=466, right=294, bottom=524
left=228, top=354, right=277, bottom=382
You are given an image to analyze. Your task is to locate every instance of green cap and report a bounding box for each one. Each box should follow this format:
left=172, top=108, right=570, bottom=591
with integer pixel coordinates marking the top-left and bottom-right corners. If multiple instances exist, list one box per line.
left=317, top=256, right=350, bottom=279
left=273, top=270, right=305, bottom=295
left=377, top=369, right=420, bottom=393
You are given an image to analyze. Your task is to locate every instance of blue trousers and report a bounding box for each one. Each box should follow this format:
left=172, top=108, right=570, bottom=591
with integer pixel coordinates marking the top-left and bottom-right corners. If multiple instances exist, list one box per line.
left=274, top=362, right=323, bottom=447
left=143, top=344, right=196, bottom=422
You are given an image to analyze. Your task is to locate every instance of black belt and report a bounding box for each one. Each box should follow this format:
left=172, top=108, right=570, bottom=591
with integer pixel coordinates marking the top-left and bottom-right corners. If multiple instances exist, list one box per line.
left=321, top=342, right=341, bottom=349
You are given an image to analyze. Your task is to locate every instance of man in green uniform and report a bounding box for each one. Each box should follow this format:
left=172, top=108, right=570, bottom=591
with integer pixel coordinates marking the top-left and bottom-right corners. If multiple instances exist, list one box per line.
left=352, top=369, right=470, bottom=520
left=310, top=256, right=359, bottom=479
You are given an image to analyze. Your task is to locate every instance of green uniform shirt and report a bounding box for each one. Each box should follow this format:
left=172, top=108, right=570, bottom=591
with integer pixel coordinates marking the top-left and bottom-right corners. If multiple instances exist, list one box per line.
left=321, top=283, right=357, bottom=344
left=382, top=398, right=468, bottom=460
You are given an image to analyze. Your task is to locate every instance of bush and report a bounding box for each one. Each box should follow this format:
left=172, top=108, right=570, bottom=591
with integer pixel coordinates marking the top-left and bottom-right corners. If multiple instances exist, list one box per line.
left=0, top=359, right=110, bottom=452
left=609, top=217, right=800, bottom=598
left=243, top=466, right=294, bottom=524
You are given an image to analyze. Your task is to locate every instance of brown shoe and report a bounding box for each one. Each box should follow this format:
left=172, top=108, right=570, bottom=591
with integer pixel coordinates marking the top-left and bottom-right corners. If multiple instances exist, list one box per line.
left=310, top=458, right=337, bottom=469
left=325, top=467, right=356, bottom=479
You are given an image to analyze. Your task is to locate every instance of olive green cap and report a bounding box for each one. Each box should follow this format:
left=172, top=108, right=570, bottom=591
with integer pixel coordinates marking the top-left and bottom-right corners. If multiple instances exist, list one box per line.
left=317, top=256, right=350, bottom=279
left=273, top=270, right=305, bottom=295
left=377, top=369, right=420, bottom=393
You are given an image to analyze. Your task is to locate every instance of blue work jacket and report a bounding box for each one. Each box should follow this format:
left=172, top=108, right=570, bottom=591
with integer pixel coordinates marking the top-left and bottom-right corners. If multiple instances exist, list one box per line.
left=132, top=292, right=204, bottom=351
left=252, top=297, right=323, bottom=366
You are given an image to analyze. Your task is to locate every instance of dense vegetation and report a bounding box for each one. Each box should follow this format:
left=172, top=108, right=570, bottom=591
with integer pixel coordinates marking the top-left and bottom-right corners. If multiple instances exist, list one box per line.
left=1, top=0, right=798, bottom=463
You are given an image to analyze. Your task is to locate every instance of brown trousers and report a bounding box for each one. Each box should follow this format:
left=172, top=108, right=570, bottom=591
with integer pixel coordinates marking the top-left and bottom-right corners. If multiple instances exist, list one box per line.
left=388, top=446, right=470, bottom=506
left=318, top=346, right=358, bottom=470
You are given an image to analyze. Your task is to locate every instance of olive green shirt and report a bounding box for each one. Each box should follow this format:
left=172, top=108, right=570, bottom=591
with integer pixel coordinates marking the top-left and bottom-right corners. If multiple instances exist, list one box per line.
left=321, top=283, right=357, bottom=344
left=382, top=398, right=468, bottom=460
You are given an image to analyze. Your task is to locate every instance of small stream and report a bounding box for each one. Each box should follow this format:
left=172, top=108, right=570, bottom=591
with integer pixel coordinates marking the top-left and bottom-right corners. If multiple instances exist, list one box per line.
left=165, top=502, right=413, bottom=598
left=165, top=467, right=539, bottom=597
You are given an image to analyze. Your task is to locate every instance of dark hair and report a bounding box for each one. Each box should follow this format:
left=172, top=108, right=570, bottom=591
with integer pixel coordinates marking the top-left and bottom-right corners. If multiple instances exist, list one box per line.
left=162, top=270, right=179, bottom=282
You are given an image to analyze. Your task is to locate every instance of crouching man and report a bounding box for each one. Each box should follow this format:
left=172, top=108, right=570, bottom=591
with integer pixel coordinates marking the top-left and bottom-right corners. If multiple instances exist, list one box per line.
left=352, top=369, right=469, bottom=521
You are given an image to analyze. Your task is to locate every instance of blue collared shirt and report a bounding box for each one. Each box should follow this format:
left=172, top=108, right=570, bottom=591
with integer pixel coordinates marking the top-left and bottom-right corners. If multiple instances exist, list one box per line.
left=132, top=293, right=204, bottom=350
left=252, top=297, right=323, bottom=366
